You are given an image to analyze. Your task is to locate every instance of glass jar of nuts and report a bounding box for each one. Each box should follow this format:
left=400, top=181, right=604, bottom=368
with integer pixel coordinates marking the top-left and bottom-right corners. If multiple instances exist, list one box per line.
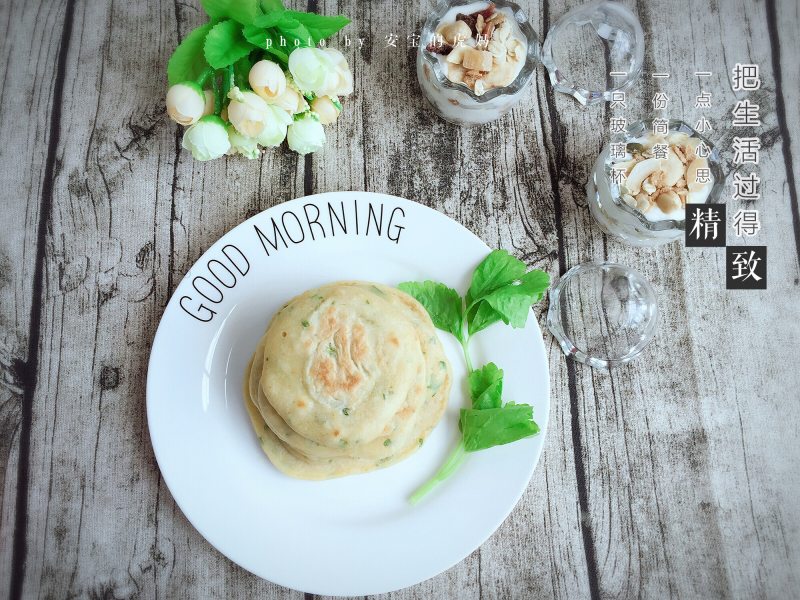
left=587, top=119, right=725, bottom=246
left=416, top=0, right=539, bottom=126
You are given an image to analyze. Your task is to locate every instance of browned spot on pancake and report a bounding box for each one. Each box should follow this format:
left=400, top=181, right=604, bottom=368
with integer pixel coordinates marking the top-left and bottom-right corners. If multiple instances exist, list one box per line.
left=332, top=429, right=340, bottom=437
left=282, top=331, right=287, bottom=337
left=310, top=356, right=362, bottom=395
left=318, top=305, right=338, bottom=336
left=383, top=424, right=391, bottom=434
left=351, top=322, right=368, bottom=362
left=398, top=405, right=414, bottom=420
left=296, top=400, right=306, bottom=408
left=388, top=335, right=399, bottom=347
left=311, top=358, right=333, bottom=387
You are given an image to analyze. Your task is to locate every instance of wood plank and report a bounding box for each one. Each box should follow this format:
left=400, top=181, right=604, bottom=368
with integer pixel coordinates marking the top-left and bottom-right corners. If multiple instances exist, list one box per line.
left=0, top=0, right=70, bottom=594
left=5, top=0, right=799, bottom=597
left=771, top=0, right=800, bottom=267
left=704, top=0, right=800, bottom=592
left=540, top=0, right=800, bottom=597
left=151, top=2, right=307, bottom=598
left=12, top=0, right=304, bottom=596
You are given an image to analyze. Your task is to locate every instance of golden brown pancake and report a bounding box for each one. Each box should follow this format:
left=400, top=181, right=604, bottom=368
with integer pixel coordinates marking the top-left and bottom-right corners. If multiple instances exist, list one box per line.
left=243, top=281, right=451, bottom=479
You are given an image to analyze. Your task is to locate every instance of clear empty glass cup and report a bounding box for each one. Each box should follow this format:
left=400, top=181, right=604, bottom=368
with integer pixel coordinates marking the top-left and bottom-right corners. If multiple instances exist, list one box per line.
left=541, top=1, right=644, bottom=105
left=546, top=262, right=658, bottom=368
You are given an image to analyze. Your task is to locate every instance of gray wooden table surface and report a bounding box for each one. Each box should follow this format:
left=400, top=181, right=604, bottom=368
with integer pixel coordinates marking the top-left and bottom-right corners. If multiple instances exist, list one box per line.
left=2, top=0, right=799, bottom=597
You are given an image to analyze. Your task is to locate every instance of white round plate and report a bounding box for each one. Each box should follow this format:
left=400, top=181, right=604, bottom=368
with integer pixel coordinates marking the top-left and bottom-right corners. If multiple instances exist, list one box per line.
left=147, top=192, right=550, bottom=596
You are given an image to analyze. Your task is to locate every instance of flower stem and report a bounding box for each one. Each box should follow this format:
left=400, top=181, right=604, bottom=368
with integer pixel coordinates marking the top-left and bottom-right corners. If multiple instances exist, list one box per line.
left=212, top=74, right=222, bottom=116
left=221, top=65, right=233, bottom=106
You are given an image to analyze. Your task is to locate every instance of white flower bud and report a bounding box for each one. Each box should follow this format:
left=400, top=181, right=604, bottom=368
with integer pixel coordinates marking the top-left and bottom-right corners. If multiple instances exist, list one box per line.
left=272, top=86, right=309, bottom=115
left=256, top=105, right=293, bottom=147
left=226, top=125, right=261, bottom=159
left=227, top=86, right=272, bottom=138
left=310, top=96, right=340, bottom=125
left=249, top=60, right=287, bottom=102
left=181, top=115, right=230, bottom=161
left=288, top=48, right=338, bottom=96
left=166, top=82, right=206, bottom=126
left=323, top=48, right=354, bottom=97
left=287, top=114, right=326, bottom=155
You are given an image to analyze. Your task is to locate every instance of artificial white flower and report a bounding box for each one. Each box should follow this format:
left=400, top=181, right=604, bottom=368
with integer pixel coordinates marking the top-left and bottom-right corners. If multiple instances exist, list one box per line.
left=181, top=115, right=230, bottom=160
left=166, top=82, right=206, bottom=126
left=322, top=48, right=354, bottom=97
left=256, top=105, right=293, bottom=147
left=288, top=48, right=338, bottom=96
left=227, top=86, right=272, bottom=138
left=287, top=113, right=326, bottom=155
left=272, top=85, right=309, bottom=115
left=249, top=60, right=287, bottom=102
left=226, top=125, right=261, bottom=159
left=310, top=95, right=341, bottom=125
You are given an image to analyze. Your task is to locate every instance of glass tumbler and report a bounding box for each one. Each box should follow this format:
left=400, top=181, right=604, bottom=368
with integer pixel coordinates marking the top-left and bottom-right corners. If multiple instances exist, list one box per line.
left=547, top=262, right=659, bottom=369
left=416, top=0, right=540, bottom=126
left=587, top=119, right=725, bottom=246
left=541, top=1, right=645, bottom=106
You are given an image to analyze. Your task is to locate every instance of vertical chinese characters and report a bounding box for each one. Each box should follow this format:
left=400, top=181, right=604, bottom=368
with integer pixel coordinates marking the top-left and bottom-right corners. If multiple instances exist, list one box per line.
left=727, top=63, right=766, bottom=289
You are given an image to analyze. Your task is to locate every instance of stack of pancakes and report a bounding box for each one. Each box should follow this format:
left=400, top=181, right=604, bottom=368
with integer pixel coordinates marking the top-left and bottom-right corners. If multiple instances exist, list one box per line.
left=244, top=281, right=451, bottom=479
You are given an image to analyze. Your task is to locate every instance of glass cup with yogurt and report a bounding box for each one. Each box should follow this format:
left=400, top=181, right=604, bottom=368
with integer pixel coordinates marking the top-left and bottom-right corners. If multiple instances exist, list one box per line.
left=416, top=0, right=539, bottom=126
left=587, top=119, right=724, bottom=246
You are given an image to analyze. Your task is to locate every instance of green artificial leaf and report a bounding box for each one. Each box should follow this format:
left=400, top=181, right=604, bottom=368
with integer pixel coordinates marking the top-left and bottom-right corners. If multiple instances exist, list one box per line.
left=204, top=20, right=254, bottom=69
left=277, top=16, right=313, bottom=48
left=468, top=363, right=503, bottom=410
left=242, top=25, right=289, bottom=66
left=397, top=281, right=464, bottom=342
left=285, top=11, right=350, bottom=44
left=233, top=54, right=254, bottom=88
left=263, top=41, right=290, bottom=64
left=260, top=0, right=284, bottom=12
left=201, top=0, right=260, bottom=25
left=466, top=249, right=526, bottom=306
left=242, top=24, right=267, bottom=46
left=168, top=24, right=213, bottom=85
left=252, top=11, right=312, bottom=51
left=460, top=404, right=539, bottom=452
left=201, top=0, right=225, bottom=18
left=253, top=11, right=285, bottom=28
